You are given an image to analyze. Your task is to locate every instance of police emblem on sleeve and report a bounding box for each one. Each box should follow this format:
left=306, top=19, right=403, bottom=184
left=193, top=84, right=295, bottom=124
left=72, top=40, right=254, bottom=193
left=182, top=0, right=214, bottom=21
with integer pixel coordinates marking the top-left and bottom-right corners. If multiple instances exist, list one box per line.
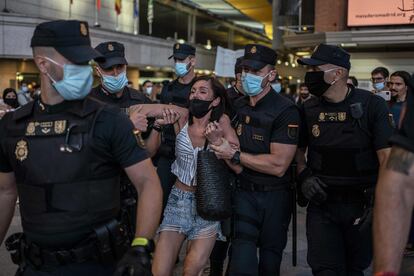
left=175, top=43, right=180, bottom=50
left=288, top=124, right=298, bottom=140
left=108, top=44, right=114, bottom=51
left=15, top=140, right=28, bottom=162
left=236, top=123, right=243, bottom=136
left=312, top=124, right=320, bottom=138
left=250, top=46, right=257, bottom=54
left=319, top=113, right=325, bottom=121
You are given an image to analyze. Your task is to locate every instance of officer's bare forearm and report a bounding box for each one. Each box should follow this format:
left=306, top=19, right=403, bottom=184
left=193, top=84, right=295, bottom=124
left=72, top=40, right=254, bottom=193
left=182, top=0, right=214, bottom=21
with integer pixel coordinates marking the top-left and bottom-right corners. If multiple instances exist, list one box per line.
left=0, top=173, right=17, bottom=245
left=125, top=160, right=163, bottom=239
left=374, top=146, right=414, bottom=273
left=131, top=104, right=188, bottom=119
left=240, top=144, right=297, bottom=177
left=145, top=131, right=161, bottom=158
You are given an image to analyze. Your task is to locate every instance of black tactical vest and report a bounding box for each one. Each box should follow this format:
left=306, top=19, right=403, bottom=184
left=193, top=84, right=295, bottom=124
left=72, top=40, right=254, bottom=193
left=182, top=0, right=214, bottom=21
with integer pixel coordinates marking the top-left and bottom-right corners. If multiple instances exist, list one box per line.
left=303, top=88, right=379, bottom=187
left=3, top=99, right=120, bottom=247
left=234, top=93, right=295, bottom=188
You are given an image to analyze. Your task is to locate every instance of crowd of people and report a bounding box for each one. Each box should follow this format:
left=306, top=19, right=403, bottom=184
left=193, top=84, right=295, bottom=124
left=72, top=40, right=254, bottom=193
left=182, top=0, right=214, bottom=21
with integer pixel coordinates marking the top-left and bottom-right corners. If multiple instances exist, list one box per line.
left=0, top=19, right=413, bottom=276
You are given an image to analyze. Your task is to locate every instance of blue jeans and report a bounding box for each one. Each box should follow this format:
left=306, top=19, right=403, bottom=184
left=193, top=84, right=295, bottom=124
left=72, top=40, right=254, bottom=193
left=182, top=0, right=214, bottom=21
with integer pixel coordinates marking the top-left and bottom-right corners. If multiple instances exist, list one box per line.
left=159, top=185, right=224, bottom=240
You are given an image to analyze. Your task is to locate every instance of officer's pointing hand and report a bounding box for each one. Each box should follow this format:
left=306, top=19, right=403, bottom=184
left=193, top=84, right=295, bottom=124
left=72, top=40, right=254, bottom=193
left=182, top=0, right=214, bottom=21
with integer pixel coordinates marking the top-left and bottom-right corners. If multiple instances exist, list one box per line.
left=301, top=176, right=328, bottom=205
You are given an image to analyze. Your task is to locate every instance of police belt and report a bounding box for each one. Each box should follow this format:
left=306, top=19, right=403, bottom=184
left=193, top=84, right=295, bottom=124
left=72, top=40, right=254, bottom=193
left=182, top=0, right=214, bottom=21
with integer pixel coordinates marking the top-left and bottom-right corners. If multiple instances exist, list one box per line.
left=6, top=219, right=129, bottom=270
left=238, top=179, right=289, bottom=192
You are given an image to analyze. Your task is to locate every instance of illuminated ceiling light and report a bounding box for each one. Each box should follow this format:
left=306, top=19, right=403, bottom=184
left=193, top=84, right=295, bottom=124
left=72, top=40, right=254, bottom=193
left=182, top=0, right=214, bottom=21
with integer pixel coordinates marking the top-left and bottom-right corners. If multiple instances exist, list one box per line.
left=295, top=51, right=311, bottom=56
left=302, top=26, right=308, bottom=31
left=340, top=43, right=358, bottom=47
left=177, top=39, right=186, bottom=44
left=277, top=60, right=282, bottom=65
left=145, top=66, right=152, bottom=70
left=284, top=62, right=289, bottom=66
left=288, top=76, right=293, bottom=80
left=297, top=79, right=301, bottom=83
left=291, top=63, right=296, bottom=68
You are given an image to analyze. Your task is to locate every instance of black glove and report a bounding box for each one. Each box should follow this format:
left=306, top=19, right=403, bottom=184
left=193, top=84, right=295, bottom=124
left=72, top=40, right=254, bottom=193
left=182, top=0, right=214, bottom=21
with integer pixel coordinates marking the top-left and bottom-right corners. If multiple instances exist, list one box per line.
left=301, top=176, right=328, bottom=205
left=113, top=245, right=152, bottom=276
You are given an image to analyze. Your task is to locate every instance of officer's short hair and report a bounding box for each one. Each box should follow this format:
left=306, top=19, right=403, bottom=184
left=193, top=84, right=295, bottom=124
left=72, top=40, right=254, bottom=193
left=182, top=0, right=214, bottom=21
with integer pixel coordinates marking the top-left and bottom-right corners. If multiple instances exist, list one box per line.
left=348, top=76, right=358, bottom=87
left=142, top=80, right=152, bottom=86
left=371, top=67, right=389, bottom=79
left=299, top=83, right=308, bottom=89
left=390, top=71, right=411, bottom=86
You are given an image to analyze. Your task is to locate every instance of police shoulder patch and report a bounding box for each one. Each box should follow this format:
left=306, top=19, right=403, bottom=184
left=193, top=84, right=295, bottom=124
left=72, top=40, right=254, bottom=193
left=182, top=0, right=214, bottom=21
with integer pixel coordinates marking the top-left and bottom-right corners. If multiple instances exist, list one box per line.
left=287, top=124, right=298, bottom=140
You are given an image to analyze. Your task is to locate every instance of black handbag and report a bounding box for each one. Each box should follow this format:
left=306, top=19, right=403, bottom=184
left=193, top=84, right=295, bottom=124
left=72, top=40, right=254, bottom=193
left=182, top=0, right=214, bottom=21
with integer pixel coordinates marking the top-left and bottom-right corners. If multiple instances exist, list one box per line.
left=195, top=141, right=232, bottom=221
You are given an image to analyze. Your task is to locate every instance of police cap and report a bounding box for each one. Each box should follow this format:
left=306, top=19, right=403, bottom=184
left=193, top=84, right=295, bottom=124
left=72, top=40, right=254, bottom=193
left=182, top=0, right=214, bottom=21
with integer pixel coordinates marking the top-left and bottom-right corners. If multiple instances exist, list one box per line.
left=235, top=56, right=243, bottom=75
left=94, top=41, right=128, bottom=69
left=30, top=20, right=103, bottom=64
left=241, top=44, right=277, bottom=70
left=168, top=43, right=196, bottom=60
left=298, top=44, right=351, bottom=70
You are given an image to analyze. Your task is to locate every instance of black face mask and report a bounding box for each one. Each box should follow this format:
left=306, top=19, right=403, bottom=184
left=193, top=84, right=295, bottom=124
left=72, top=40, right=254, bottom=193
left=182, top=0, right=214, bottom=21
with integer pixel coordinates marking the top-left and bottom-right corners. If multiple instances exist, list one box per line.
left=304, top=71, right=332, bottom=97
left=4, top=98, right=19, bottom=108
left=189, top=99, right=214, bottom=118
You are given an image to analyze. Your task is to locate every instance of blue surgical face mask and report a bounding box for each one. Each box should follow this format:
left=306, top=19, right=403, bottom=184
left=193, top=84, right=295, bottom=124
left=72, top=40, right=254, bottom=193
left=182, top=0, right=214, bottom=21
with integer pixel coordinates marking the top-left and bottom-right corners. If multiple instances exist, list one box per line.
left=175, top=62, right=190, bottom=77
left=101, top=71, right=128, bottom=94
left=241, top=71, right=271, bottom=96
left=373, top=82, right=385, bottom=91
left=43, top=57, right=93, bottom=101
left=271, top=82, right=282, bottom=93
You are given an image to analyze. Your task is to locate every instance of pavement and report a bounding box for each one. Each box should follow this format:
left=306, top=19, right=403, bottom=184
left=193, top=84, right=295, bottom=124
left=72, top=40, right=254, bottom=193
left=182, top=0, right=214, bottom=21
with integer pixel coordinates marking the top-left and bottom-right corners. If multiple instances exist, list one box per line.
left=1, top=206, right=414, bottom=276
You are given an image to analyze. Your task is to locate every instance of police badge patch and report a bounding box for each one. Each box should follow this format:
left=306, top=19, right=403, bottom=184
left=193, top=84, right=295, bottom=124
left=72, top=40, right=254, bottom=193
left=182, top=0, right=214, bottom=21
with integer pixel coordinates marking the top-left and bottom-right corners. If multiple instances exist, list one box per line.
left=236, top=123, right=243, bottom=136
left=15, top=140, right=28, bottom=162
left=287, top=124, right=298, bottom=140
left=312, top=124, right=320, bottom=137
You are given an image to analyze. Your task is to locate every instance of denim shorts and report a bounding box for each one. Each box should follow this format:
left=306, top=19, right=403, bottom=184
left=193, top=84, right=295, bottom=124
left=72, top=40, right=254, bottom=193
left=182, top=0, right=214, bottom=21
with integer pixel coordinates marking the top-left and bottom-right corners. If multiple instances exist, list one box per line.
left=158, top=185, right=224, bottom=240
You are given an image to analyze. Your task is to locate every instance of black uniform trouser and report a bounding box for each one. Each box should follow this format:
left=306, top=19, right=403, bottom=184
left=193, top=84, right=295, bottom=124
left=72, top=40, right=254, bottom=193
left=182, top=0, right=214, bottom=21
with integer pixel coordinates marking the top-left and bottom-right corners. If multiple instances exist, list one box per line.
left=228, top=187, right=292, bottom=276
left=306, top=201, right=372, bottom=276
left=18, top=262, right=115, bottom=276
left=156, top=156, right=176, bottom=209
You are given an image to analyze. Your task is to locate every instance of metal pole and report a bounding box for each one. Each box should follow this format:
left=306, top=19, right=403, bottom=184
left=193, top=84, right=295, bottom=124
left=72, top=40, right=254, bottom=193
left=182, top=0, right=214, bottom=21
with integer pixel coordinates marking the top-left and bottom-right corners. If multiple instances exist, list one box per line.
left=116, top=15, right=119, bottom=31
left=228, top=28, right=234, bottom=49
left=192, top=14, right=196, bottom=43
left=291, top=162, right=298, bottom=267
left=187, top=14, right=192, bottom=43
left=69, top=0, right=72, bottom=19
left=298, top=0, right=302, bottom=31
left=272, top=0, right=282, bottom=50
left=94, top=0, right=100, bottom=27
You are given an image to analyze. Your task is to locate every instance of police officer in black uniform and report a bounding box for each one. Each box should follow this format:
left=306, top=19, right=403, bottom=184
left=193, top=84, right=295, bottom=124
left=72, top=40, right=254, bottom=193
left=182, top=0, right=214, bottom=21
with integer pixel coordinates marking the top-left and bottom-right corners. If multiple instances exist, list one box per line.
left=0, top=20, right=162, bottom=276
left=296, top=44, right=393, bottom=275
left=211, top=44, right=301, bottom=276
left=158, top=43, right=196, bottom=207
left=89, top=41, right=164, bottom=241
left=226, top=56, right=245, bottom=102
left=373, top=81, right=414, bottom=275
